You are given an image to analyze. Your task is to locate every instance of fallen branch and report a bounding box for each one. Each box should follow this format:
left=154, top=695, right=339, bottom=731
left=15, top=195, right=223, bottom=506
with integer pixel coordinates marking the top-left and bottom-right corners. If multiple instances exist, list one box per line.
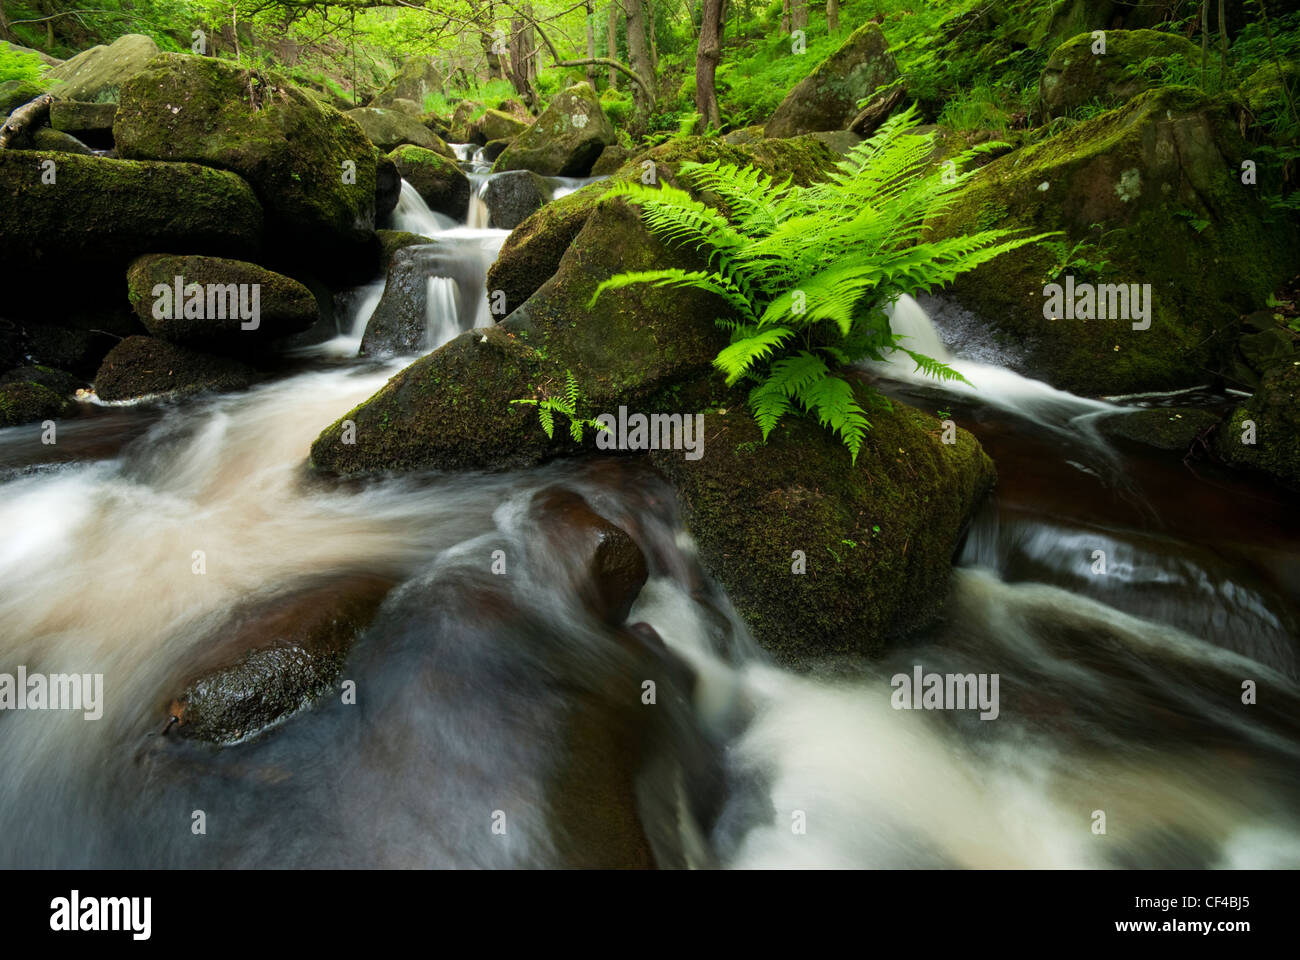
left=0, top=94, right=54, bottom=150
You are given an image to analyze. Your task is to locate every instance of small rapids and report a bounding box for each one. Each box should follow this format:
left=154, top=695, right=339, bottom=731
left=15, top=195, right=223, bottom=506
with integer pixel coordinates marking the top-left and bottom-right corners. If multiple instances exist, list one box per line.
left=1, top=198, right=1298, bottom=869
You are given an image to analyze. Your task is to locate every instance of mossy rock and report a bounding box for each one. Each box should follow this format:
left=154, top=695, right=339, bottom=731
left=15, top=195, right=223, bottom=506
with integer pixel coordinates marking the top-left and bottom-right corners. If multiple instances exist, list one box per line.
left=45, top=34, right=158, bottom=102
left=420, top=110, right=452, bottom=139
left=388, top=143, right=470, bottom=220
left=0, top=381, right=72, bottom=427
left=765, top=22, right=898, bottom=139
left=650, top=393, right=996, bottom=665
left=94, top=335, right=260, bottom=401
left=927, top=87, right=1298, bottom=395
left=26, top=128, right=93, bottom=154
left=1215, top=362, right=1300, bottom=489
left=486, top=135, right=840, bottom=315
left=449, top=99, right=484, bottom=143
left=591, top=143, right=632, bottom=175
left=1099, top=406, right=1221, bottom=452
left=49, top=100, right=117, bottom=136
left=1039, top=29, right=1200, bottom=122
left=125, top=254, right=318, bottom=353
left=492, top=83, right=614, bottom=177
left=1, top=79, right=47, bottom=116
left=371, top=56, right=445, bottom=112
left=312, top=197, right=732, bottom=476
left=346, top=106, right=452, bottom=155
left=0, top=364, right=82, bottom=396
left=114, top=54, right=376, bottom=274
left=0, top=151, right=262, bottom=278
left=476, top=108, right=528, bottom=142
left=376, top=229, right=433, bottom=266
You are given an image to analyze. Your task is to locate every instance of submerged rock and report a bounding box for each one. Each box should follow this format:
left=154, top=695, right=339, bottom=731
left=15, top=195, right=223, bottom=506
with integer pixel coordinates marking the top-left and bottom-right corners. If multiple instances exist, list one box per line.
left=167, top=576, right=393, bottom=744
left=93, top=335, right=260, bottom=401
left=651, top=394, right=996, bottom=665
left=1100, top=407, right=1221, bottom=452
left=764, top=22, right=899, bottom=138
left=389, top=143, right=470, bottom=220
left=492, top=82, right=614, bottom=177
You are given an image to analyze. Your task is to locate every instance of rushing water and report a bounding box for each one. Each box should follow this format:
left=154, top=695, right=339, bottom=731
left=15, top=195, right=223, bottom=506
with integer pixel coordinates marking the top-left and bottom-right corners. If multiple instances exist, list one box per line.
left=1, top=180, right=1298, bottom=868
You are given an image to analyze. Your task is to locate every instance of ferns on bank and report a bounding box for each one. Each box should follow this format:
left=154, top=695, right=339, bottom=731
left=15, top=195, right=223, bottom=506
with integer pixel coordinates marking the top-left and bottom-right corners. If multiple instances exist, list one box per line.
left=590, top=106, right=1048, bottom=462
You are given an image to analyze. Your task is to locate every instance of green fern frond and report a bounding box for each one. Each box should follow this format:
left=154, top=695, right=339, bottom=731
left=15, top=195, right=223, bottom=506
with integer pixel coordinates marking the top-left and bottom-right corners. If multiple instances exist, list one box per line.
left=714, top=326, right=796, bottom=385
left=538, top=403, right=555, bottom=439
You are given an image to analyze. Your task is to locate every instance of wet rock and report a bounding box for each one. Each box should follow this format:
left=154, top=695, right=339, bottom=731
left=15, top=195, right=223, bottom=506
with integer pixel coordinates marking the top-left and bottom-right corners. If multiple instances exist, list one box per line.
left=44, top=33, right=158, bottom=102
left=125, top=254, right=318, bottom=354
left=481, top=137, right=511, bottom=162
left=482, top=169, right=551, bottom=229
left=1100, top=407, right=1222, bottom=452
left=530, top=487, right=649, bottom=624
left=388, top=143, right=470, bottom=220
left=374, top=148, right=401, bottom=218
left=357, top=243, right=480, bottom=358
left=93, top=335, right=260, bottom=401
left=492, top=82, right=614, bottom=177
left=765, top=22, right=899, bottom=138
left=650, top=395, right=997, bottom=666
left=376, top=229, right=433, bottom=267
left=0, top=364, right=82, bottom=396
left=1216, top=362, right=1300, bottom=489
left=168, top=575, right=393, bottom=744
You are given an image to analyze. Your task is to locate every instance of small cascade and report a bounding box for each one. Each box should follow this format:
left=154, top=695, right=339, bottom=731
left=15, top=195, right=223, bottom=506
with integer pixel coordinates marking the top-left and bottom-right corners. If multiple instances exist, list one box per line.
left=388, top=180, right=457, bottom=236
left=466, top=174, right=491, bottom=229
left=425, top=275, right=462, bottom=351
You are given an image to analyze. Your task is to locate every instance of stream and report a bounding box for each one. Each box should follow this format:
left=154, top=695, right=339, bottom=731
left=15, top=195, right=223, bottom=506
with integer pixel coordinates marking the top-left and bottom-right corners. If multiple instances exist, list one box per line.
left=1, top=147, right=1298, bottom=869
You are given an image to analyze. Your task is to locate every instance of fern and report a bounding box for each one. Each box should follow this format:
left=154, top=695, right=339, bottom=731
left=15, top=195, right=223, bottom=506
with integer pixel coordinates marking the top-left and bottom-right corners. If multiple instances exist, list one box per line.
left=511, top=371, right=609, bottom=443
left=591, top=105, right=1047, bottom=463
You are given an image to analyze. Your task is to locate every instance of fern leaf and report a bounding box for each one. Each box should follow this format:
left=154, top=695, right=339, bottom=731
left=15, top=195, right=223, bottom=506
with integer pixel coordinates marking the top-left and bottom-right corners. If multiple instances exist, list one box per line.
left=713, top=326, right=795, bottom=385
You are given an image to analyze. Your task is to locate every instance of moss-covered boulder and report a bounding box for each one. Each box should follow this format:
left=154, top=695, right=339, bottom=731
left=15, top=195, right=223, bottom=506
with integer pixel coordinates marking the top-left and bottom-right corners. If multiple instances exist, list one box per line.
left=26, top=128, right=93, bottom=154
left=376, top=229, right=433, bottom=265
left=125, top=254, right=318, bottom=353
left=1215, top=362, right=1300, bottom=489
left=388, top=143, right=470, bottom=220
left=476, top=107, right=528, bottom=142
left=486, top=135, right=840, bottom=316
left=371, top=56, right=445, bottom=112
left=114, top=54, right=376, bottom=272
left=0, top=364, right=82, bottom=396
left=48, top=100, right=117, bottom=137
left=449, top=99, right=483, bottom=143
left=482, top=169, right=551, bottom=229
left=0, top=151, right=261, bottom=277
left=764, top=22, right=898, bottom=139
left=1039, top=30, right=1200, bottom=122
left=346, top=106, right=451, bottom=154
left=1, top=79, right=45, bottom=116
left=94, top=335, right=260, bottom=401
left=591, top=144, right=632, bottom=175
left=45, top=33, right=158, bottom=102
left=927, top=87, right=1297, bottom=395
left=651, top=393, right=996, bottom=664
left=492, top=82, right=615, bottom=177
left=0, top=380, right=72, bottom=427
left=312, top=197, right=731, bottom=476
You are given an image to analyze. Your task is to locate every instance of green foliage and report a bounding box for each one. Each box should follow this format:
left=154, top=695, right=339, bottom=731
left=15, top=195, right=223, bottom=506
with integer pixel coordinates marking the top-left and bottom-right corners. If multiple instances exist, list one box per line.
left=511, top=370, right=608, bottom=443
left=0, top=42, right=46, bottom=85
left=592, top=107, right=1049, bottom=462
left=1039, top=225, right=1114, bottom=284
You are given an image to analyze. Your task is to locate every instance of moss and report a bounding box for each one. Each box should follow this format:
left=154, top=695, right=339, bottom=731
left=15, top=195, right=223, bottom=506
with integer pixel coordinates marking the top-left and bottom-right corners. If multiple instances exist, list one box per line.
left=1039, top=29, right=1201, bottom=121
left=1215, top=362, right=1300, bottom=489
left=388, top=143, right=469, bottom=219
left=94, top=335, right=260, bottom=401
left=376, top=229, right=432, bottom=265
left=928, top=87, right=1298, bottom=395
left=114, top=53, right=376, bottom=269
left=650, top=387, right=996, bottom=665
left=492, top=83, right=614, bottom=176
left=0, top=381, right=70, bottom=427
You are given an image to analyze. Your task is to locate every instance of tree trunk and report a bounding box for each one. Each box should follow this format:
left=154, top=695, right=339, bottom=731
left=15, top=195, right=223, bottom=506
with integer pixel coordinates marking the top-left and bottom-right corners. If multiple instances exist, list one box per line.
left=0, top=94, right=52, bottom=150
left=1200, top=0, right=1209, bottom=89
left=585, top=0, right=599, bottom=88
left=792, top=0, right=808, bottom=32
left=648, top=0, right=659, bottom=72
left=477, top=0, right=505, bottom=80
left=827, top=0, right=839, bottom=33
left=781, top=0, right=791, bottom=34
left=1218, top=0, right=1228, bottom=80
left=508, top=8, right=539, bottom=109
left=625, top=0, right=655, bottom=116
left=695, top=0, right=724, bottom=131
left=0, top=1, right=12, bottom=44
left=607, top=1, right=619, bottom=89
